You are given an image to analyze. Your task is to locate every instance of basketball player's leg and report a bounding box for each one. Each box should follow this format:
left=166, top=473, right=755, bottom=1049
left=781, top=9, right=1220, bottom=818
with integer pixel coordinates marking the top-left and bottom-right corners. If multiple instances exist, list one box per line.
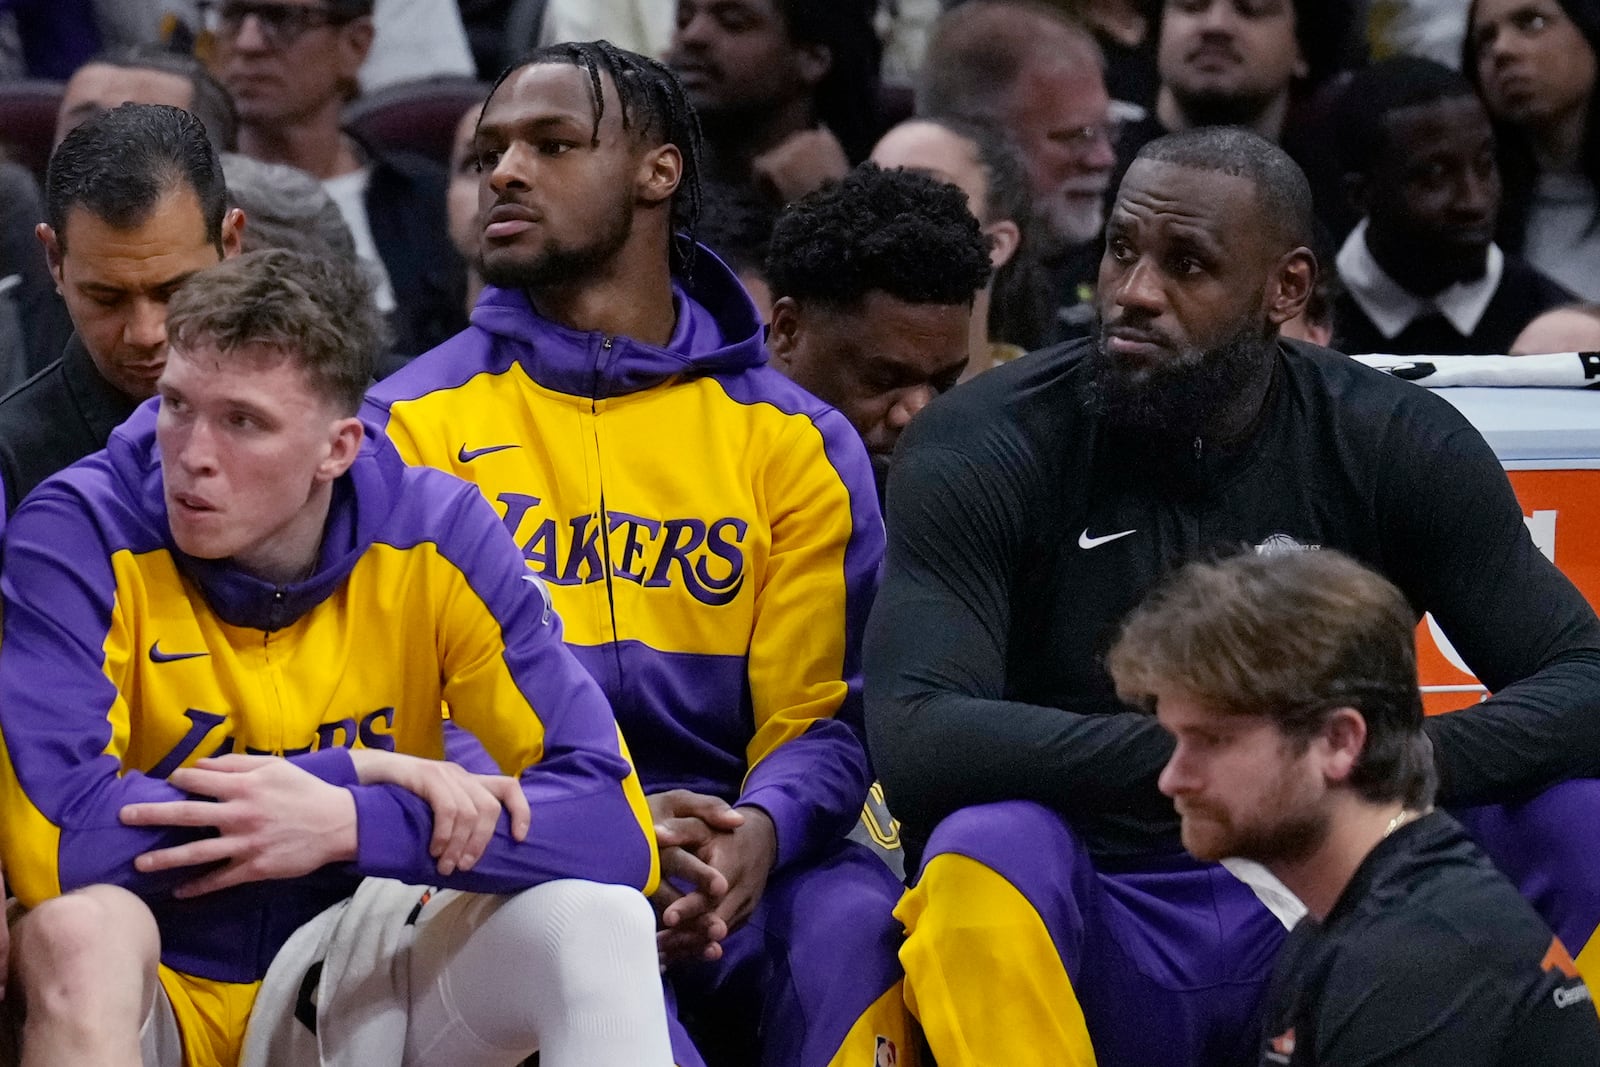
left=402, top=880, right=673, bottom=1066
left=11, top=886, right=169, bottom=1067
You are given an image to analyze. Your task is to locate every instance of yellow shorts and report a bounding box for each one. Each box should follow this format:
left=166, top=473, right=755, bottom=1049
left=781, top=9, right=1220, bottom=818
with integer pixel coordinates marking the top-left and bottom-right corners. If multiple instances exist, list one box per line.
left=155, top=968, right=262, bottom=1067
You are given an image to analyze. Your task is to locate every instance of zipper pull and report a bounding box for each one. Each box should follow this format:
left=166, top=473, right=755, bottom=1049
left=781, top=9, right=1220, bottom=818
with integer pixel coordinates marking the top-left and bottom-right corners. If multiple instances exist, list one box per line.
left=1192, top=436, right=1203, bottom=462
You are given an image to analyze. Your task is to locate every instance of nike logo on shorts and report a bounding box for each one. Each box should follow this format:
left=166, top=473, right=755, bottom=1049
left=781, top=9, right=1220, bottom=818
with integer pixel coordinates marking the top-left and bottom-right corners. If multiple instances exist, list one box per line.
left=457, top=443, right=520, bottom=462
left=1078, top=527, right=1137, bottom=549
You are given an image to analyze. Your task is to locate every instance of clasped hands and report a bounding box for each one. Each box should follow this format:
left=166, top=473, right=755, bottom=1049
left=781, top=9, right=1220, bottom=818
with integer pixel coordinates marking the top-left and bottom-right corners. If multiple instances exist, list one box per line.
left=648, top=788, right=778, bottom=968
left=120, top=750, right=529, bottom=898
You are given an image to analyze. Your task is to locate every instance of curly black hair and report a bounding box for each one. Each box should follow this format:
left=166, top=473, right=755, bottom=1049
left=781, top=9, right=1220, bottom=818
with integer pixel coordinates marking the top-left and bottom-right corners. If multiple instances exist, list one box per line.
left=765, top=163, right=993, bottom=311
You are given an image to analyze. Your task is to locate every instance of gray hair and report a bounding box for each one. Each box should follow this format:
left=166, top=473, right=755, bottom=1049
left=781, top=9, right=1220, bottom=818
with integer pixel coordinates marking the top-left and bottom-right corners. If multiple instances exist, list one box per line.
left=220, top=153, right=359, bottom=265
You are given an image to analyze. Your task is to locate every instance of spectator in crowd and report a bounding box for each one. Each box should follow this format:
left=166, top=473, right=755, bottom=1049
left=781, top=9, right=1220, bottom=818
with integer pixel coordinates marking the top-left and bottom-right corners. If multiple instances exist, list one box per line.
left=918, top=1, right=1118, bottom=339
left=1109, top=550, right=1600, bottom=1064
left=0, top=247, right=672, bottom=1067
left=0, top=161, right=68, bottom=389
left=210, top=0, right=465, bottom=359
left=1512, top=300, right=1600, bottom=352
left=364, top=42, right=917, bottom=1067
left=220, top=153, right=356, bottom=261
left=1332, top=57, right=1571, bottom=356
left=1114, top=0, right=1363, bottom=239
left=666, top=0, right=884, bottom=207
left=1138, top=0, right=1308, bottom=144
left=446, top=103, right=487, bottom=318
left=0, top=104, right=243, bottom=517
left=765, top=163, right=992, bottom=499
left=866, top=126, right=1600, bottom=1064
left=53, top=44, right=238, bottom=152
left=871, top=114, right=1051, bottom=362
left=1466, top=0, right=1600, bottom=301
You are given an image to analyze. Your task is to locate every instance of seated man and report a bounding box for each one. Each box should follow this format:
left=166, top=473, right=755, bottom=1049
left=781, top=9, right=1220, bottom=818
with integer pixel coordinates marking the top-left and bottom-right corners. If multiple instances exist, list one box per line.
left=1109, top=549, right=1600, bottom=1063
left=1331, top=57, right=1571, bottom=356
left=869, top=117, right=1045, bottom=370
left=766, top=163, right=993, bottom=501
left=0, top=248, right=671, bottom=1067
left=867, top=126, right=1600, bottom=1065
left=0, top=103, right=243, bottom=517
left=364, top=41, right=915, bottom=1067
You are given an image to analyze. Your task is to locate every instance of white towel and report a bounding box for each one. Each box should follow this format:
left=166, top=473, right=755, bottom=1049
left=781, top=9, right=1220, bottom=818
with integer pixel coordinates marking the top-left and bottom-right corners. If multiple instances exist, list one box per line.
left=1354, top=351, right=1600, bottom=388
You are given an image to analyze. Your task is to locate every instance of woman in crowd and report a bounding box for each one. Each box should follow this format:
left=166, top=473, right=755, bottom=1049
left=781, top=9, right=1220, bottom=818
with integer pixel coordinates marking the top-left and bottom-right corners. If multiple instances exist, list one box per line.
left=1466, top=0, right=1600, bottom=299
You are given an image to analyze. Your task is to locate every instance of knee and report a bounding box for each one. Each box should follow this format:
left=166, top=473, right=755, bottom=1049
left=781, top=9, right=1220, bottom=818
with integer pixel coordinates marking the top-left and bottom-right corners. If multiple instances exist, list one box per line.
left=14, top=886, right=158, bottom=1013
left=497, top=880, right=657, bottom=990
left=921, top=801, right=1088, bottom=885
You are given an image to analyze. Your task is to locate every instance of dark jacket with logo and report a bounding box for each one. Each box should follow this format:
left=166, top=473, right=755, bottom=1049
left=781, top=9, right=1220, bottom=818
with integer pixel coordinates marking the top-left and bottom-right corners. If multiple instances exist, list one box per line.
left=363, top=246, right=883, bottom=871
left=1260, top=812, right=1600, bottom=1065
left=0, top=333, right=138, bottom=516
left=866, top=338, right=1600, bottom=862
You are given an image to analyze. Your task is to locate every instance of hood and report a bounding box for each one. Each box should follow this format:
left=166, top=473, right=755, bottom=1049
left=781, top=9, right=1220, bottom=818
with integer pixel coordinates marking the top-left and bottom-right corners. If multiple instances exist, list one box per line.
left=464, top=243, right=767, bottom=399
left=107, top=400, right=408, bottom=632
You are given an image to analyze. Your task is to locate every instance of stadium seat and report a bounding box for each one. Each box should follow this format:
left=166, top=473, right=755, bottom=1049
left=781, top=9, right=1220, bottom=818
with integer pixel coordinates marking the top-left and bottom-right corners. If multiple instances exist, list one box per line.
left=343, top=76, right=492, bottom=168
left=0, top=79, right=66, bottom=184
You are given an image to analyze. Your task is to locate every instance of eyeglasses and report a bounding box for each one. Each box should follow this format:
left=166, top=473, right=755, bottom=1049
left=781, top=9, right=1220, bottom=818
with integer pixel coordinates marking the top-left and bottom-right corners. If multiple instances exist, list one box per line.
left=1050, top=122, right=1123, bottom=156
left=206, top=1, right=352, bottom=50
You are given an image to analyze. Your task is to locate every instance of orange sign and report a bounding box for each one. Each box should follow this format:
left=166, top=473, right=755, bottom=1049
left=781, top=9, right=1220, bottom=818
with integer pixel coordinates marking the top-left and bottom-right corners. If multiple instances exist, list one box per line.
left=1419, top=470, right=1600, bottom=714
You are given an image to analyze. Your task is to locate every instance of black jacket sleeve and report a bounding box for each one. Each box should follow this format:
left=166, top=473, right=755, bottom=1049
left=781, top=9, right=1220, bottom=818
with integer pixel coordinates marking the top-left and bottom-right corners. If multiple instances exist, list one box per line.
left=1383, top=405, right=1600, bottom=805
left=863, top=441, right=1175, bottom=848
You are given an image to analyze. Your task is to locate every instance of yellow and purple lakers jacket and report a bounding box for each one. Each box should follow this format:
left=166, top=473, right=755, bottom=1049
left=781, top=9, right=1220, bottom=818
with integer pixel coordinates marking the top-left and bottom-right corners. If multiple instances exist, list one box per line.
left=363, top=248, right=883, bottom=870
left=0, top=404, right=658, bottom=986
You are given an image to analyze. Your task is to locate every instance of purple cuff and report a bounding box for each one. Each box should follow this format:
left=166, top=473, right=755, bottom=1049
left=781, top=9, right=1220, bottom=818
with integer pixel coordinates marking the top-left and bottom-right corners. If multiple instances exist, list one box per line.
left=737, top=784, right=834, bottom=871
left=291, top=746, right=360, bottom=788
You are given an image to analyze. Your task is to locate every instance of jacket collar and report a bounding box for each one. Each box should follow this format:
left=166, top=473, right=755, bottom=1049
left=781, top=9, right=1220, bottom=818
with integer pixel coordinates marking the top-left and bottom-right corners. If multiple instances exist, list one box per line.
left=465, top=246, right=767, bottom=400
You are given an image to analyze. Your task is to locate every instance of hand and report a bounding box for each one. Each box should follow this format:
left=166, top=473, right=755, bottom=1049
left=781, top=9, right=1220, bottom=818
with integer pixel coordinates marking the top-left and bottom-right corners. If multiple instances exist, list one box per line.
left=751, top=127, right=850, bottom=204
left=121, top=754, right=357, bottom=899
left=647, top=790, right=745, bottom=966
left=348, top=749, right=530, bottom=876
left=699, top=806, right=777, bottom=936
left=649, top=788, right=746, bottom=850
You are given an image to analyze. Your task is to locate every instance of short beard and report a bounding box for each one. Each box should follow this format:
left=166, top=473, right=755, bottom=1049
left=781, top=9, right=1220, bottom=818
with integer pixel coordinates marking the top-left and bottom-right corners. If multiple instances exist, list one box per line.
left=1087, top=315, right=1276, bottom=436
left=1184, top=800, right=1331, bottom=866
left=476, top=209, right=633, bottom=293
left=1172, top=87, right=1279, bottom=130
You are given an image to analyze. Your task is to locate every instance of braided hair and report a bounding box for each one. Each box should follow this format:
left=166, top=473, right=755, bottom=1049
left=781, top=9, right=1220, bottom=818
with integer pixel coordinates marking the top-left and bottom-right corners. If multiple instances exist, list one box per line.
left=483, top=40, right=705, bottom=275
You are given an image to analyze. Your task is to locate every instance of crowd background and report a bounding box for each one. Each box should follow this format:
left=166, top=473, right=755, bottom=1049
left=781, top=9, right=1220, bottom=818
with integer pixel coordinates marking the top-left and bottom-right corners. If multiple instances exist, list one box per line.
left=3, top=0, right=1600, bottom=398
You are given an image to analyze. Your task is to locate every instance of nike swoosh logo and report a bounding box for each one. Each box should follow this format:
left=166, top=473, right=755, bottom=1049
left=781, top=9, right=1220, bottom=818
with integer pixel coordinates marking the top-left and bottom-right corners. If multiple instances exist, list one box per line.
left=457, top=443, right=520, bottom=463
left=149, top=641, right=209, bottom=664
left=1078, top=528, right=1137, bottom=549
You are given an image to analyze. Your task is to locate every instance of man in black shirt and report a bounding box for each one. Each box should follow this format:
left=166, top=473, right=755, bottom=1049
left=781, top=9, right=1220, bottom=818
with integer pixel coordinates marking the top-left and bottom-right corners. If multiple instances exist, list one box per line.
left=0, top=103, right=242, bottom=517
left=1108, top=549, right=1600, bottom=1064
left=866, top=126, right=1600, bottom=1064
